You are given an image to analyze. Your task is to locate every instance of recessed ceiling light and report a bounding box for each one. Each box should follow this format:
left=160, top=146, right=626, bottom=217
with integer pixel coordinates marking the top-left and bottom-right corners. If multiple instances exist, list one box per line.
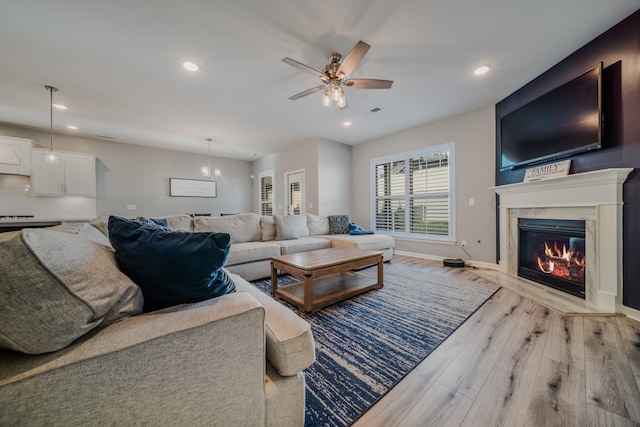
left=343, top=121, right=352, bottom=127
left=473, top=65, right=491, bottom=76
left=53, top=103, right=68, bottom=110
left=183, top=61, right=199, bottom=72
left=66, top=125, right=78, bottom=130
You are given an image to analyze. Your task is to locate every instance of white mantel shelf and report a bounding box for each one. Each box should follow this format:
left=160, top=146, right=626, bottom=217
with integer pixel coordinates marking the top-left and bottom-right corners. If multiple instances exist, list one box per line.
left=490, top=168, right=633, bottom=207
left=491, top=167, right=634, bottom=314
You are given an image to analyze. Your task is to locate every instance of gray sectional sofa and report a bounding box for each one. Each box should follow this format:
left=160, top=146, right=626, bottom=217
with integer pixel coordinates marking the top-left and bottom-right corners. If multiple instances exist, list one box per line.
left=0, top=221, right=315, bottom=426
left=0, top=213, right=393, bottom=426
left=92, top=212, right=394, bottom=281
left=147, top=212, right=394, bottom=281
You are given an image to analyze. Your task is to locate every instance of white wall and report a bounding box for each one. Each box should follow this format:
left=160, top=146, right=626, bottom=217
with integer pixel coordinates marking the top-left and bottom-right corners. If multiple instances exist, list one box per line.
left=350, top=106, right=497, bottom=264
left=0, top=124, right=253, bottom=218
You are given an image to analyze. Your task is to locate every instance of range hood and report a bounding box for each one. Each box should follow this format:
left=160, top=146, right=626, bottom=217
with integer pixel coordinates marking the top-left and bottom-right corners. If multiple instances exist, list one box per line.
left=0, top=136, right=32, bottom=176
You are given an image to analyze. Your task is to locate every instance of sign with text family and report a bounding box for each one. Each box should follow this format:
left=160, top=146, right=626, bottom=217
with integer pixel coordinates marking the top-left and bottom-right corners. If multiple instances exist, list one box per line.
left=523, top=160, right=571, bottom=182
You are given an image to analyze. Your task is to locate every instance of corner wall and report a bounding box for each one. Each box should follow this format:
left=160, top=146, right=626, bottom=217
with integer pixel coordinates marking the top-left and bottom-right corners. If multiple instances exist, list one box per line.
left=351, top=106, right=496, bottom=264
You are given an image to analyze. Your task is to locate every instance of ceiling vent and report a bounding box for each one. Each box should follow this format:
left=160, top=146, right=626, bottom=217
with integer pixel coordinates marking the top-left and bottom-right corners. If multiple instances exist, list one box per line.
left=363, top=106, right=384, bottom=116
left=95, top=135, right=115, bottom=140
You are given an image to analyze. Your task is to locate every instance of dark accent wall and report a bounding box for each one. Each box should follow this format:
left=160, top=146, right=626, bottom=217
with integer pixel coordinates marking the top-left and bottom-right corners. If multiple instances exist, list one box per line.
left=495, top=9, right=640, bottom=310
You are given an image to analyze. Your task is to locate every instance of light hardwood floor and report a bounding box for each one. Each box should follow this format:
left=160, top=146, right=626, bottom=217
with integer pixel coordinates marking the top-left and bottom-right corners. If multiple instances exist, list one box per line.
left=353, top=256, right=640, bottom=427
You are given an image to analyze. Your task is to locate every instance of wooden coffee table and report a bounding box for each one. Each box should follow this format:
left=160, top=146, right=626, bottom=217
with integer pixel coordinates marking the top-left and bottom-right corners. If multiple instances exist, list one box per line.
left=271, top=247, right=383, bottom=313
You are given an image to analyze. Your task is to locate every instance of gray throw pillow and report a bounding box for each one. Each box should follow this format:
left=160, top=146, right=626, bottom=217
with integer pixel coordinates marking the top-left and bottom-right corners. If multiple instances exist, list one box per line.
left=306, top=214, right=330, bottom=236
left=274, top=215, right=309, bottom=240
left=0, top=229, right=143, bottom=354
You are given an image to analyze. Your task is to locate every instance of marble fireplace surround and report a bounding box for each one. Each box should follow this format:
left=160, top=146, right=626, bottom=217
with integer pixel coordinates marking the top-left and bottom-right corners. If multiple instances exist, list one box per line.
left=493, top=168, right=633, bottom=313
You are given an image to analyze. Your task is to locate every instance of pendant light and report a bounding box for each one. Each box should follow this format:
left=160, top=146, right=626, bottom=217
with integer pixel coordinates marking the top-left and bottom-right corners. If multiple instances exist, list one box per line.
left=44, top=85, right=59, bottom=163
left=201, top=138, right=221, bottom=178
left=202, top=138, right=212, bottom=177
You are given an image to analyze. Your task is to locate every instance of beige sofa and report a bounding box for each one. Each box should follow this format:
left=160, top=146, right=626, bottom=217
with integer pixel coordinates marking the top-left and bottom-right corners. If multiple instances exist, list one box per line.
left=0, top=223, right=315, bottom=426
left=154, top=213, right=394, bottom=281
left=91, top=213, right=395, bottom=281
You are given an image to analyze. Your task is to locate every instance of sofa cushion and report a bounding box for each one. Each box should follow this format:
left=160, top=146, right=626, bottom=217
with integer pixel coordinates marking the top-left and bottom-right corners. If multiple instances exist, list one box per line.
left=274, top=215, right=309, bottom=240
left=0, top=229, right=144, bottom=354
left=193, top=213, right=261, bottom=243
left=108, top=216, right=235, bottom=312
left=162, top=214, right=193, bottom=231
left=306, top=214, right=329, bottom=236
left=226, top=241, right=282, bottom=266
left=260, top=215, right=276, bottom=241
left=327, top=214, right=350, bottom=234
left=274, top=237, right=331, bottom=255
left=320, top=233, right=395, bottom=251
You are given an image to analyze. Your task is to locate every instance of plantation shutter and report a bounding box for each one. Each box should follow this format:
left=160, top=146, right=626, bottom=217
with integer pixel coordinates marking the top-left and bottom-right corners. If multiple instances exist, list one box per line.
left=259, top=174, right=273, bottom=216
left=409, top=153, right=449, bottom=235
left=372, top=145, right=452, bottom=240
left=289, top=182, right=301, bottom=215
left=374, top=161, right=406, bottom=232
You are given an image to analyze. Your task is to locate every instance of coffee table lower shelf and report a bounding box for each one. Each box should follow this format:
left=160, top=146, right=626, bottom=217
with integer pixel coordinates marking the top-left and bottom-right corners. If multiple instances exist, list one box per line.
left=274, top=272, right=380, bottom=312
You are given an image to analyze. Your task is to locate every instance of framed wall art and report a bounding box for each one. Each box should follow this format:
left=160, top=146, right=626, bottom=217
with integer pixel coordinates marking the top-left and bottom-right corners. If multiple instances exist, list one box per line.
left=169, top=178, right=217, bottom=198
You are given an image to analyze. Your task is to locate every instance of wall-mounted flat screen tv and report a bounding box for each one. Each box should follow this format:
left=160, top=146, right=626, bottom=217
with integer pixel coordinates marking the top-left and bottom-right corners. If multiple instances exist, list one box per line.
left=499, top=63, right=602, bottom=171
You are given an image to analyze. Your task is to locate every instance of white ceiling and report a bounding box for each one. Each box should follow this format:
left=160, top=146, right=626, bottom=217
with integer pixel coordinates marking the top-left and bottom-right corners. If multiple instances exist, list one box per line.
left=0, top=1, right=638, bottom=161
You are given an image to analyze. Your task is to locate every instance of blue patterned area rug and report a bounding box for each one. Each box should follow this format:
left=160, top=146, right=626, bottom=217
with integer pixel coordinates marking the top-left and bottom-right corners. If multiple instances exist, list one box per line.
left=252, top=260, right=500, bottom=426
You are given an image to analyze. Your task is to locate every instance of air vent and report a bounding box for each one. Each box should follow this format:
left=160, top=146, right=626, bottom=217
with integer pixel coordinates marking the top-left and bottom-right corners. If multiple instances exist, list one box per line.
left=95, top=135, right=115, bottom=140
left=363, top=106, right=384, bottom=116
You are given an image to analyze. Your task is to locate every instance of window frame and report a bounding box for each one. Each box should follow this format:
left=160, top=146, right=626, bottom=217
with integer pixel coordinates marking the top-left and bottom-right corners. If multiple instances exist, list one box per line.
left=370, top=143, right=456, bottom=242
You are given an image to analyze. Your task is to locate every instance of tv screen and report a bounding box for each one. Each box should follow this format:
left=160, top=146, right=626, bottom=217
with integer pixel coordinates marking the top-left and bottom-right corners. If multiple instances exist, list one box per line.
left=500, top=63, right=602, bottom=171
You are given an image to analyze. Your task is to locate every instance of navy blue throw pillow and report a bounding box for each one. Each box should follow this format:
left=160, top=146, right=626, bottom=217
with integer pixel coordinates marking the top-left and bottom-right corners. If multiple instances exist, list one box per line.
left=108, top=216, right=235, bottom=312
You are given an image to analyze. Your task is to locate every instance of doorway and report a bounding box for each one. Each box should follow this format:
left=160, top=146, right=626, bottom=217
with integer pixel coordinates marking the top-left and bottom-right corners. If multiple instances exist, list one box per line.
left=285, top=169, right=305, bottom=215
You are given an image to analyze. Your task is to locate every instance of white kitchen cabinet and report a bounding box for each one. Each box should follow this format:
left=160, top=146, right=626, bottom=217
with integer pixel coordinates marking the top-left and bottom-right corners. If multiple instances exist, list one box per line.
left=0, top=136, right=33, bottom=175
left=31, top=149, right=96, bottom=197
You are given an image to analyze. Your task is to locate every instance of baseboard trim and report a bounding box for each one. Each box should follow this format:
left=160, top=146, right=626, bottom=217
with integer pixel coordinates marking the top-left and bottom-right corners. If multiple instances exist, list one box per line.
left=620, top=305, right=640, bottom=322
left=393, top=250, right=499, bottom=271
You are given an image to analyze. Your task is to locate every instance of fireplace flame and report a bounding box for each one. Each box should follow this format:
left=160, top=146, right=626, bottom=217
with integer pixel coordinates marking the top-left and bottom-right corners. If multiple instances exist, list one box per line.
left=537, top=240, right=585, bottom=282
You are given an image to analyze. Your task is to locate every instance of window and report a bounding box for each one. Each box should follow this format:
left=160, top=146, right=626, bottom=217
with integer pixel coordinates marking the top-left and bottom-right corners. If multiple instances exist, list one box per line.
left=371, top=143, right=454, bottom=241
left=259, top=170, right=274, bottom=216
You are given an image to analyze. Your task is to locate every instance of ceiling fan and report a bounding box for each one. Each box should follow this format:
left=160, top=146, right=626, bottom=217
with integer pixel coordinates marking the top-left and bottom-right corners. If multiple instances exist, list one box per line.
left=282, top=40, right=393, bottom=110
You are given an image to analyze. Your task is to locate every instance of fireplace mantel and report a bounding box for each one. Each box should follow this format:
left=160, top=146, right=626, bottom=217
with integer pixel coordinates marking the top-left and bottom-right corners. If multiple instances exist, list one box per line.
left=491, top=168, right=633, bottom=313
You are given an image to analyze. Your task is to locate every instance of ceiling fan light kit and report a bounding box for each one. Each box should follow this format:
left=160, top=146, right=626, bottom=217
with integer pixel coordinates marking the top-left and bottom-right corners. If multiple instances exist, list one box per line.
left=282, top=40, right=393, bottom=110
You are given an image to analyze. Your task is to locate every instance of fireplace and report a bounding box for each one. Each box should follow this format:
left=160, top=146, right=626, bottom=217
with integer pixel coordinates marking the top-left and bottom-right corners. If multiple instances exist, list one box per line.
left=492, top=168, right=632, bottom=313
left=518, top=218, right=585, bottom=298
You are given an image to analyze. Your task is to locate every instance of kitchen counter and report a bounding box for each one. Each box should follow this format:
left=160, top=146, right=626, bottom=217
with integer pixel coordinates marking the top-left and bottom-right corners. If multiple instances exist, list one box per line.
left=0, top=217, right=92, bottom=233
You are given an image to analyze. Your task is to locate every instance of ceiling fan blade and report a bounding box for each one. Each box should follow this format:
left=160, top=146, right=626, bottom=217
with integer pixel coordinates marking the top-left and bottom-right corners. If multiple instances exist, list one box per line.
left=337, top=40, right=370, bottom=77
left=344, top=78, right=393, bottom=89
left=282, top=57, right=328, bottom=81
left=288, top=85, right=326, bottom=100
